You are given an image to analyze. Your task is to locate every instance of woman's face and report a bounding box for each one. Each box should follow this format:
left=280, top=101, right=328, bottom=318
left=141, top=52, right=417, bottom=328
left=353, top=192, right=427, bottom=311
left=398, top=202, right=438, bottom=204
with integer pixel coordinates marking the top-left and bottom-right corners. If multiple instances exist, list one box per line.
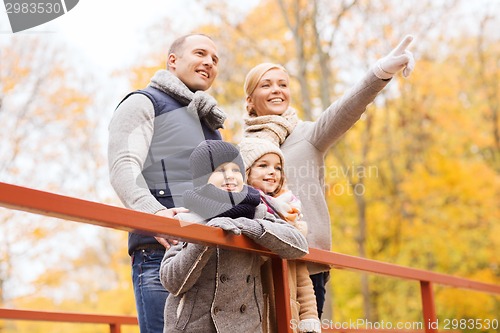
left=247, top=69, right=290, bottom=116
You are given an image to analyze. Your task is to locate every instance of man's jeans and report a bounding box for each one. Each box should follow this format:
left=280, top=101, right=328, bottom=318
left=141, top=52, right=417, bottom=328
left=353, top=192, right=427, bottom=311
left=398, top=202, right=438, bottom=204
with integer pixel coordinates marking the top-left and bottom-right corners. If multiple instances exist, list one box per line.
left=132, top=248, right=169, bottom=333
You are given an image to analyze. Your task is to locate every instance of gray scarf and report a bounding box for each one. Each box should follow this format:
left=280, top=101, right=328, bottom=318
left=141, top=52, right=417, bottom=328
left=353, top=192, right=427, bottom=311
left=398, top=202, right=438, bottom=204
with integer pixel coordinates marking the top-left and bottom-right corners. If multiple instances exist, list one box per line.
left=183, top=184, right=261, bottom=220
left=149, top=70, right=226, bottom=131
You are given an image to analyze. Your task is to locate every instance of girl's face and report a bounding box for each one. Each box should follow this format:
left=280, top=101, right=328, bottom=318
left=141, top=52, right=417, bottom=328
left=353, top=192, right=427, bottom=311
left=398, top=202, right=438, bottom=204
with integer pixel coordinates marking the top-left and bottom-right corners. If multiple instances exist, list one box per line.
left=247, top=153, right=282, bottom=195
left=247, top=68, right=290, bottom=116
left=207, top=162, right=244, bottom=192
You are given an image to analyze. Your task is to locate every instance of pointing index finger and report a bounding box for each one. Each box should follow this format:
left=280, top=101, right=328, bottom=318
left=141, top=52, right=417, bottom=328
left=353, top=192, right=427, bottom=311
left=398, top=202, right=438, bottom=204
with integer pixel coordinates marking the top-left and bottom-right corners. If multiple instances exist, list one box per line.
left=393, top=35, right=414, bottom=55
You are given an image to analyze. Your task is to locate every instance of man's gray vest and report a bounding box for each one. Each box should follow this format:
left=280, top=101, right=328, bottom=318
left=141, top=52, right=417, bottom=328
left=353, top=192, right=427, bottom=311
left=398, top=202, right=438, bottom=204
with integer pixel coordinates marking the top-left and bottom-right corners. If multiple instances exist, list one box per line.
left=117, top=86, right=222, bottom=254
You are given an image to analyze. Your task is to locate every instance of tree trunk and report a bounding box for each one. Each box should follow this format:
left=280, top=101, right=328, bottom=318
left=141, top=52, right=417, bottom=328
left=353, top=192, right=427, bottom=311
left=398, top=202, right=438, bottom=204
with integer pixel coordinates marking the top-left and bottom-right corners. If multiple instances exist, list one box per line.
left=277, top=0, right=313, bottom=120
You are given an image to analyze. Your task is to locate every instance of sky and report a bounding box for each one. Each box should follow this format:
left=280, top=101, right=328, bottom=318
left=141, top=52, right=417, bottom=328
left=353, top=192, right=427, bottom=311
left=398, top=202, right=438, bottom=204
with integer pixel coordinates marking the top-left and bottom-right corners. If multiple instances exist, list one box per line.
left=1, top=0, right=211, bottom=72
left=55, top=0, right=207, bottom=70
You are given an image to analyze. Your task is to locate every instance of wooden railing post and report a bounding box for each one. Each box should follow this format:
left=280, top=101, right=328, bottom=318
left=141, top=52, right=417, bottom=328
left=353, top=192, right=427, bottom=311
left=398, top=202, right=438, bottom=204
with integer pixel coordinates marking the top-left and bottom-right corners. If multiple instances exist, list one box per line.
left=420, top=281, right=438, bottom=333
left=109, top=323, right=121, bottom=333
left=272, top=258, right=293, bottom=333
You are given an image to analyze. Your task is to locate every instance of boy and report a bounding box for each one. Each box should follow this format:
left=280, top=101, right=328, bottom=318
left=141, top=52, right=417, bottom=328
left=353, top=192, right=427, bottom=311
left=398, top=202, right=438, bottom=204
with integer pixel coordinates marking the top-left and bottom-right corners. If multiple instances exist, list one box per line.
left=159, top=140, right=308, bottom=333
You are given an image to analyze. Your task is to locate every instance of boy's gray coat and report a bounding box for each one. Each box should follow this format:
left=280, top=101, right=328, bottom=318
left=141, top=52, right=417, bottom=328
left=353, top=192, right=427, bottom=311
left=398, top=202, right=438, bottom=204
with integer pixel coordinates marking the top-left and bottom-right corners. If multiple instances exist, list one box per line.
left=159, top=204, right=308, bottom=333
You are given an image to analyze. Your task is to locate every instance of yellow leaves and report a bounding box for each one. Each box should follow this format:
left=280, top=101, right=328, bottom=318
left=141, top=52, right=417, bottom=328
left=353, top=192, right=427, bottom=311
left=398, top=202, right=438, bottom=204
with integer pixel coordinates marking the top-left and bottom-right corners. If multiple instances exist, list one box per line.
left=0, top=48, right=31, bottom=94
left=1, top=67, right=30, bottom=94
left=402, top=152, right=498, bottom=219
left=6, top=230, right=136, bottom=333
left=32, top=86, right=92, bottom=124
left=3, top=1, right=498, bottom=329
left=437, top=285, right=498, bottom=321
left=321, top=25, right=499, bottom=321
left=31, top=226, right=49, bottom=240
left=397, top=150, right=499, bottom=276
left=329, top=270, right=365, bottom=321
left=34, top=269, right=67, bottom=290
left=127, top=63, right=163, bottom=91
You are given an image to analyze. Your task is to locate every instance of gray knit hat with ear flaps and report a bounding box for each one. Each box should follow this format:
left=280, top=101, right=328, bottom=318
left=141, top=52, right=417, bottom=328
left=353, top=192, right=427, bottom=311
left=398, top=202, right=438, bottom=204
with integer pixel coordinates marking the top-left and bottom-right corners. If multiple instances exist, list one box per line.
left=190, top=140, right=246, bottom=188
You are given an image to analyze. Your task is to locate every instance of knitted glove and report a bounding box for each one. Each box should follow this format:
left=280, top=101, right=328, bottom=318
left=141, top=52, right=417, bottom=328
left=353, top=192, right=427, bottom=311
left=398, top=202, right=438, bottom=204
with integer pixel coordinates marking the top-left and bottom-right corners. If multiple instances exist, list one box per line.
left=373, top=35, right=415, bottom=80
left=299, top=318, right=322, bottom=333
left=231, top=217, right=265, bottom=239
left=188, top=90, right=226, bottom=131
left=266, top=191, right=302, bottom=222
left=206, top=217, right=241, bottom=235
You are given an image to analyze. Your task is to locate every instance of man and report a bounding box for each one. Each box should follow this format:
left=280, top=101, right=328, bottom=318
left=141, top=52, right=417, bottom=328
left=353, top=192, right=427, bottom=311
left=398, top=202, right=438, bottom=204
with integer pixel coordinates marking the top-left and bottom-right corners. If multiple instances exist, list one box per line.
left=108, top=33, right=224, bottom=332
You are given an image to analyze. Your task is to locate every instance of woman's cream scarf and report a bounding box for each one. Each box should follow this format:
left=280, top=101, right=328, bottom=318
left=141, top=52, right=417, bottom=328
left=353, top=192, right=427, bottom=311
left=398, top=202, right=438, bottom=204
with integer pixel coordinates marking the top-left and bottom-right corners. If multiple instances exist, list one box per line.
left=243, top=108, right=299, bottom=146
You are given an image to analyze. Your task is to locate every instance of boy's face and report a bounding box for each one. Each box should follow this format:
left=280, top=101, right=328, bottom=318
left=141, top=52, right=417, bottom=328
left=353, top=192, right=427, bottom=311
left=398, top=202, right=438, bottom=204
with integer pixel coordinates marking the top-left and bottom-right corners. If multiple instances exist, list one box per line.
left=247, top=153, right=282, bottom=195
left=207, top=162, right=244, bottom=192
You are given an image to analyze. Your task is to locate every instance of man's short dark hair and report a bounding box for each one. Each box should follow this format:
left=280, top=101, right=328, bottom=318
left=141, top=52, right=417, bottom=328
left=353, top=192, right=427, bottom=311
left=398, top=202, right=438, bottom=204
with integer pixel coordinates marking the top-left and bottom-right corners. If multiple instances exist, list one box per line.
left=168, top=33, right=213, bottom=57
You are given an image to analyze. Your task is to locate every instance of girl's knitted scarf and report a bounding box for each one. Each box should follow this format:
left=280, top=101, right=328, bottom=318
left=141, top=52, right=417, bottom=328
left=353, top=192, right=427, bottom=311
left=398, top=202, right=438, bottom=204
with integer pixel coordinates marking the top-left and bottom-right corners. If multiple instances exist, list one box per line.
left=150, top=70, right=226, bottom=131
left=260, top=189, right=308, bottom=236
left=259, top=190, right=302, bottom=223
left=243, top=107, right=299, bottom=145
left=183, top=184, right=261, bottom=220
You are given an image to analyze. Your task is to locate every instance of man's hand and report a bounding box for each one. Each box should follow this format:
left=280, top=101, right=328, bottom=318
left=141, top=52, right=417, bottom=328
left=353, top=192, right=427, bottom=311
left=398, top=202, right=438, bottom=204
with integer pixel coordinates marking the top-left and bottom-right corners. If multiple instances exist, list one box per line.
left=373, top=35, right=415, bottom=80
left=154, top=208, right=189, bottom=249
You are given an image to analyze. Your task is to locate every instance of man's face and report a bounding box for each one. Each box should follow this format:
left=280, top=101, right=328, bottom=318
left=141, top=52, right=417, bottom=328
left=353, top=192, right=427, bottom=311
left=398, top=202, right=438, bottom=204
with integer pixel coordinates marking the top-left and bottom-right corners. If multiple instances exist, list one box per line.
left=167, top=35, right=219, bottom=92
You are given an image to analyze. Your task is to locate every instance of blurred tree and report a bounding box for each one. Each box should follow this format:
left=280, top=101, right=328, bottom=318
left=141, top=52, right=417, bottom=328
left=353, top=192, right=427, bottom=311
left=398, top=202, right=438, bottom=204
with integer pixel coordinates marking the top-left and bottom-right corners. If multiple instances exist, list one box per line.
left=192, top=0, right=500, bottom=324
left=0, top=34, right=135, bottom=332
left=326, top=0, right=500, bottom=325
left=2, top=0, right=499, bottom=331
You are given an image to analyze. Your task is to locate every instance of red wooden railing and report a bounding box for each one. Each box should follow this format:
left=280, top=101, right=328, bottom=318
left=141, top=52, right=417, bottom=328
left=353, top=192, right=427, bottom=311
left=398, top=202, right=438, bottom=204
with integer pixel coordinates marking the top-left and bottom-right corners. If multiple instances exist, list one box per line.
left=0, top=182, right=498, bottom=333
left=0, top=308, right=137, bottom=333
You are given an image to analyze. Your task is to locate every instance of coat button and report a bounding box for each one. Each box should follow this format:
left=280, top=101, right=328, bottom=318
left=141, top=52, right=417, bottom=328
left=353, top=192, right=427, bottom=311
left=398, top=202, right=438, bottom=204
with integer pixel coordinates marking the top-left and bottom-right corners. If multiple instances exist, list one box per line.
left=213, top=307, right=220, bottom=315
left=158, top=190, right=165, bottom=195
left=240, top=304, right=247, bottom=313
left=220, top=274, right=228, bottom=283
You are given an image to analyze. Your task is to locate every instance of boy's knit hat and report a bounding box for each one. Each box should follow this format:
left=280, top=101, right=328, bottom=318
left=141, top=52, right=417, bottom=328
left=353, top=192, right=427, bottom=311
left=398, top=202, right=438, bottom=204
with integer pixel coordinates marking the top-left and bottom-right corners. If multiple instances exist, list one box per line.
left=190, top=140, right=245, bottom=188
left=238, top=137, right=285, bottom=171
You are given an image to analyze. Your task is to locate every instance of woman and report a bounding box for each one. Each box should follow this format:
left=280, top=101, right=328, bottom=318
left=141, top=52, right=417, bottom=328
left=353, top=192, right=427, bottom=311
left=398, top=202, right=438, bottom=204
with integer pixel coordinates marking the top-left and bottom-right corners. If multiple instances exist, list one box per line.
left=241, top=36, right=415, bottom=318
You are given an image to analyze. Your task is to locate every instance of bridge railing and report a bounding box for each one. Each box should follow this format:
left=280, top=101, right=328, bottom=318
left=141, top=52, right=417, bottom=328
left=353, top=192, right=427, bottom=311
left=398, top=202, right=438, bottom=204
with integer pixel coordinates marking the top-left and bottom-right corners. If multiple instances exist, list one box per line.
left=0, top=182, right=498, bottom=333
left=0, top=308, right=137, bottom=333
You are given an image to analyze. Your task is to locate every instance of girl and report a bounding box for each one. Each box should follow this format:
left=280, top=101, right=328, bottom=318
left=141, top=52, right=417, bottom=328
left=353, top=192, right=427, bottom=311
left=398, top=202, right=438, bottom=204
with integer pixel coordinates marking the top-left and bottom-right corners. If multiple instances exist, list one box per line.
left=240, top=137, right=321, bottom=333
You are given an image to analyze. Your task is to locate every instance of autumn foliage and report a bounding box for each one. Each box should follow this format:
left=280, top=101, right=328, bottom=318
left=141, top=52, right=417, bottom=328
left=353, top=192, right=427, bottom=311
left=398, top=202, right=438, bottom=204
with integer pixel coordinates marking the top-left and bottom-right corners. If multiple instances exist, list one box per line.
left=1, top=0, right=498, bottom=332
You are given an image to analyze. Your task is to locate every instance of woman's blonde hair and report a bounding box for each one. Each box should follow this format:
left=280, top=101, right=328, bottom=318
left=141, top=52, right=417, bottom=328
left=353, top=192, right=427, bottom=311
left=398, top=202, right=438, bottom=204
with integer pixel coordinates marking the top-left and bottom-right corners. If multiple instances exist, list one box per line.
left=244, top=63, right=288, bottom=115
